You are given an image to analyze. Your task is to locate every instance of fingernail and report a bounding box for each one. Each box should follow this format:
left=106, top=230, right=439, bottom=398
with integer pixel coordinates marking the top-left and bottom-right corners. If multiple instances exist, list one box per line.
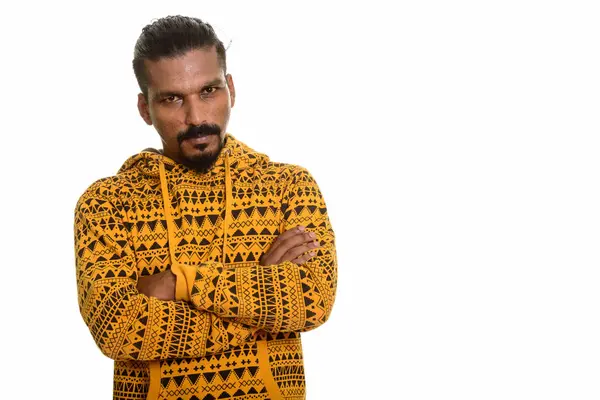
left=309, top=232, right=316, bottom=238
left=298, top=226, right=305, bottom=232
left=309, top=251, right=316, bottom=256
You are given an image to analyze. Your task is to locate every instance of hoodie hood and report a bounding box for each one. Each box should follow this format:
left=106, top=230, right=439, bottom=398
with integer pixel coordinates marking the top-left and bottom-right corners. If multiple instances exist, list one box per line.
left=118, top=133, right=265, bottom=177
left=116, top=133, right=269, bottom=272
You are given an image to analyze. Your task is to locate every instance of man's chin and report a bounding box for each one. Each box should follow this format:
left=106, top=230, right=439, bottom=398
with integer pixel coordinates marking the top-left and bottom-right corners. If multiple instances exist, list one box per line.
left=179, top=144, right=222, bottom=172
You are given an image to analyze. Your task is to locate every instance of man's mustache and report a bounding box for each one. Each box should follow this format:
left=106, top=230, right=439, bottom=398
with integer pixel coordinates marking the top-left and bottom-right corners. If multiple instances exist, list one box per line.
left=177, top=123, right=222, bottom=144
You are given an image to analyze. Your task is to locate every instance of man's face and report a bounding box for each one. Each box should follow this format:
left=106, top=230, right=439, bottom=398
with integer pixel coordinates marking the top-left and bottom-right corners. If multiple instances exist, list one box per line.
left=137, top=46, right=235, bottom=171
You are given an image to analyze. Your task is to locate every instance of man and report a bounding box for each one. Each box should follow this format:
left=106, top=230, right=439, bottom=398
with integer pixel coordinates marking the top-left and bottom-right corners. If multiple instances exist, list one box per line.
left=74, top=15, right=337, bottom=400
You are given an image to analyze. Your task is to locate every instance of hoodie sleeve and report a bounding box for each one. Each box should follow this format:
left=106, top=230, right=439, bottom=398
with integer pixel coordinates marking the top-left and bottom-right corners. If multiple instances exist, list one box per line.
left=174, top=166, right=338, bottom=333
left=75, top=180, right=258, bottom=362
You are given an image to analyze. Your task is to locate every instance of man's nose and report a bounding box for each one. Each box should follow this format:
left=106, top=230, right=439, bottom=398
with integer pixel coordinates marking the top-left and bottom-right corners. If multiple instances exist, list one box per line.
left=184, top=95, right=209, bottom=126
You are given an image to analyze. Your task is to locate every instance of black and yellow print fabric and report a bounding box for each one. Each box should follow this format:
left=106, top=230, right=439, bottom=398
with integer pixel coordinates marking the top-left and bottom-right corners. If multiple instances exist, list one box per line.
left=75, top=134, right=337, bottom=400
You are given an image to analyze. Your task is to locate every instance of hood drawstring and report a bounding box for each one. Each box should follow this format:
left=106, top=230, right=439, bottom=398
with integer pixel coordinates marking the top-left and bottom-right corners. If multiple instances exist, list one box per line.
left=157, top=150, right=233, bottom=273
left=158, top=161, right=182, bottom=279
left=222, top=149, right=232, bottom=263
left=146, top=142, right=238, bottom=400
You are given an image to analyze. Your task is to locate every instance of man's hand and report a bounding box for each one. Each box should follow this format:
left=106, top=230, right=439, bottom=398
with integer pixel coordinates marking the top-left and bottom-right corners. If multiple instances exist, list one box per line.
left=260, top=225, right=321, bottom=266
left=137, top=269, right=176, bottom=301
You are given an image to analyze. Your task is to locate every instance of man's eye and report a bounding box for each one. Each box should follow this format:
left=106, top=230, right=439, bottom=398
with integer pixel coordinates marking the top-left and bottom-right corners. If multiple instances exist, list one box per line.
left=163, top=95, right=179, bottom=103
left=202, top=87, right=218, bottom=95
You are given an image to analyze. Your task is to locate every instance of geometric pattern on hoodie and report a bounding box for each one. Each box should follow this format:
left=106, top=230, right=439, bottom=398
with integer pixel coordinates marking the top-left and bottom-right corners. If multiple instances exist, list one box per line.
left=74, top=134, right=337, bottom=399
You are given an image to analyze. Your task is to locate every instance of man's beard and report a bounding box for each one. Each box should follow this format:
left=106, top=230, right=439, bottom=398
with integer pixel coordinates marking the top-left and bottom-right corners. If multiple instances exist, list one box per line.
left=176, top=123, right=224, bottom=173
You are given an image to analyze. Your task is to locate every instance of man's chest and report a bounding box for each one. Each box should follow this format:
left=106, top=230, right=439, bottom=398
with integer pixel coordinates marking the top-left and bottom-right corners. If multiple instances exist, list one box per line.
left=120, top=175, right=288, bottom=274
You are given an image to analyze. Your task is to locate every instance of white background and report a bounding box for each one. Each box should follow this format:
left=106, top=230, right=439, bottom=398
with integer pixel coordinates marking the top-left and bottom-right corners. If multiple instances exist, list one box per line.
left=1, top=0, right=600, bottom=399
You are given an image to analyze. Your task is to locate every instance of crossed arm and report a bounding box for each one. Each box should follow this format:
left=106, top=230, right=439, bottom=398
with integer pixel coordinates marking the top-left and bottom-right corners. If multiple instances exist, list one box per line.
left=75, top=167, right=337, bottom=361
left=139, top=223, right=331, bottom=333
left=138, top=225, right=320, bottom=300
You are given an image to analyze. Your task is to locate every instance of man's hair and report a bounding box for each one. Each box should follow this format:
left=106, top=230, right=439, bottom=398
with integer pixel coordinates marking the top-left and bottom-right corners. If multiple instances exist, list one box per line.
left=133, top=15, right=227, bottom=99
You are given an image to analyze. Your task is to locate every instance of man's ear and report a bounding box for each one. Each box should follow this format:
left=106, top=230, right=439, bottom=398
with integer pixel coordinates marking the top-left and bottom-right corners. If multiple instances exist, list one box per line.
left=137, top=93, right=153, bottom=125
left=226, top=74, right=236, bottom=108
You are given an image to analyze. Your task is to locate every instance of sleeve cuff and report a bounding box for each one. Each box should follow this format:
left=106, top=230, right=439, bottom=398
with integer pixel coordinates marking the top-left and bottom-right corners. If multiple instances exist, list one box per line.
left=170, top=263, right=195, bottom=302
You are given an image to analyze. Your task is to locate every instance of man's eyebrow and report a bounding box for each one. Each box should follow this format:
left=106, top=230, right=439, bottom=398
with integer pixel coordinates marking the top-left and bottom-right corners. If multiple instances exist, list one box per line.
left=153, top=78, right=227, bottom=100
left=203, top=78, right=226, bottom=87
left=154, top=90, right=182, bottom=100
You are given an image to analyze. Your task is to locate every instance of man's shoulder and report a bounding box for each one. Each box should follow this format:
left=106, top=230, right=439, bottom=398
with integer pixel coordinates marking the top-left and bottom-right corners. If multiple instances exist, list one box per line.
left=253, top=158, right=316, bottom=185
left=77, top=164, right=148, bottom=199
left=75, top=174, right=129, bottom=213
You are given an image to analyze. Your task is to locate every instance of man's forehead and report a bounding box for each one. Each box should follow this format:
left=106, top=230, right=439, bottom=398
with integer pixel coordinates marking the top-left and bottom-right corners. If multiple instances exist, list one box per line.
left=145, top=47, right=224, bottom=88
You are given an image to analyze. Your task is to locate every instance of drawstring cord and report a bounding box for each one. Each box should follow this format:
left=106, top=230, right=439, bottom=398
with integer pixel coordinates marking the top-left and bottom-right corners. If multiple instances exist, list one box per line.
left=222, top=149, right=232, bottom=263
left=149, top=147, right=234, bottom=400
left=158, top=148, right=233, bottom=271
left=158, top=161, right=179, bottom=268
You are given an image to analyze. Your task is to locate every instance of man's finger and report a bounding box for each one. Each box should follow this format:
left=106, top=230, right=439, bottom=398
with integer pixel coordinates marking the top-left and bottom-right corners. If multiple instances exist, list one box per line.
left=263, top=225, right=306, bottom=260
left=269, top=232, right=317, bottom=263
left=291, top=251, right=318, bottom=265
left=281, top=240, right=320, bottom=263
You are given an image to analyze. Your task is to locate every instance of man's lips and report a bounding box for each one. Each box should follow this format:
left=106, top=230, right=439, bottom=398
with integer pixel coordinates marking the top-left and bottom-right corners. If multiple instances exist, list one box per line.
left=182, top=134, right=216, bottom=144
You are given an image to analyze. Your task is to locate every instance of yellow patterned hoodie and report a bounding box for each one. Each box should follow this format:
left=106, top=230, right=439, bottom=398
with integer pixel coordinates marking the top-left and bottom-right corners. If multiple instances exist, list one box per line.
left=74, top=134, right=337, bottom=400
